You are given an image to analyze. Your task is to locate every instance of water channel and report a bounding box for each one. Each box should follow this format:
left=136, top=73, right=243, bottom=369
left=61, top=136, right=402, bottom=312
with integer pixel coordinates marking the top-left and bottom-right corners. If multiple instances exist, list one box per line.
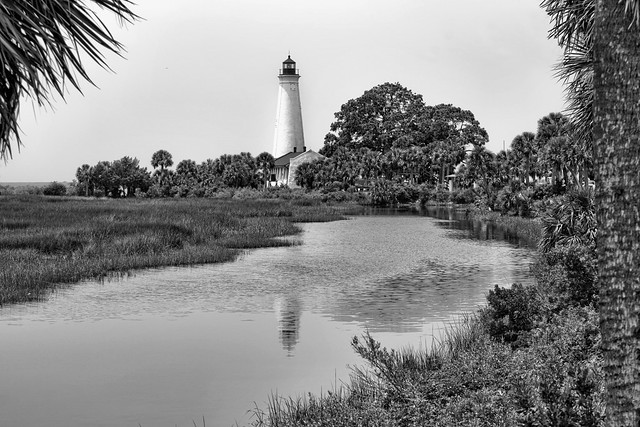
left=0, top=209, right=536, bottom=427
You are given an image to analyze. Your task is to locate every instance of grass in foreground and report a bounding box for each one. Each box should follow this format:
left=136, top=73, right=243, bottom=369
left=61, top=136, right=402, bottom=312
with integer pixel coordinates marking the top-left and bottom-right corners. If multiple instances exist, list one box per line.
left=0, top=195, right=361, bottom=305
left=249, top=309, right=602, bottom=427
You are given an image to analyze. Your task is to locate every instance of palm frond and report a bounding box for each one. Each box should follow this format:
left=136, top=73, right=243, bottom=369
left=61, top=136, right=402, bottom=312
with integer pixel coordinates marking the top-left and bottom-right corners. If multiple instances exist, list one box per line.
left=0, top=0, right=138, bottom=160
left=624, top=0, right=640, bottom=27
left=542, top=0, right=640, bottom=145
left=542, top=0, right=594, bottom=145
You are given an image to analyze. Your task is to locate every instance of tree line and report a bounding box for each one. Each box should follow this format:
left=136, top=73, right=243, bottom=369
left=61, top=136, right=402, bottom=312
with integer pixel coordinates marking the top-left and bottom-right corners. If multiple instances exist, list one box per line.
left=73, top=150, right=276, bottom=198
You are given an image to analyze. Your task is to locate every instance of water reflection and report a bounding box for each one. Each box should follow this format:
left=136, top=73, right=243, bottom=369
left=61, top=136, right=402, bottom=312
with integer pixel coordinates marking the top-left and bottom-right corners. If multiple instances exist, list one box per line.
left=422, top=206, right=536, bottom=247
left=274, top=295, right=302, bottom=354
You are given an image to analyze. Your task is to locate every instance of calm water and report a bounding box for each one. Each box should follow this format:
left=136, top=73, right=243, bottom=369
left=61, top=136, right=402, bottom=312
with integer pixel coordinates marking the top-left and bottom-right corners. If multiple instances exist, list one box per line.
left=0, top=210, right=535, bottom=427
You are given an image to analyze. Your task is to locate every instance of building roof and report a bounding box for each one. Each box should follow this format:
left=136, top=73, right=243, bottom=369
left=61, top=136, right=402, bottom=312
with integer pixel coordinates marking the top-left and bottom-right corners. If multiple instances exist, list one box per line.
left=283, top=55, right=295, bottom=64
left=273, top=150, right=325, bottom=167
left=274, top=151, right=302, bottom=167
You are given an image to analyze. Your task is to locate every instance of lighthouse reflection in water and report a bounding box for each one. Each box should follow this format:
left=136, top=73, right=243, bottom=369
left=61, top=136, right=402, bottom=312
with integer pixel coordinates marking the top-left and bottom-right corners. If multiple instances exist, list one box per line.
left=274, top=295, right=303, bottom=354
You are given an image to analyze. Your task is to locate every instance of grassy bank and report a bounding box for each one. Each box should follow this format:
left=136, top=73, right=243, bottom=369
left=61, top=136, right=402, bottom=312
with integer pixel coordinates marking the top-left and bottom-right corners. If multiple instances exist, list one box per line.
left=468, top=210, right=542, bottom=248
left=0, top=195, right=361, bottom=305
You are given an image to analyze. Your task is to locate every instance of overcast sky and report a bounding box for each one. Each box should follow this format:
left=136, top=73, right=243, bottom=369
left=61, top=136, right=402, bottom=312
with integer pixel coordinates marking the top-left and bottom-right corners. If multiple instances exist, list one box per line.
left=0, top=0, right=565, bottom=183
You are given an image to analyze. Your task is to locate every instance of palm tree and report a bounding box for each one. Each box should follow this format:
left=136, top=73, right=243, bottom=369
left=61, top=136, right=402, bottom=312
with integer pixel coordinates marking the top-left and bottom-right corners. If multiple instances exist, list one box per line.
left=255, top=152, right=275, bottom=188
left=151, top=149, right=174, bottom=187
left=75, top=164, right=93, bottom=196
left=0, top=0, right=137, bottom=160
left=545, top=0, right=640, bottom=423
left=539, top=189, right=596, bottom=253
left=510, top=132, right=537, bottom=184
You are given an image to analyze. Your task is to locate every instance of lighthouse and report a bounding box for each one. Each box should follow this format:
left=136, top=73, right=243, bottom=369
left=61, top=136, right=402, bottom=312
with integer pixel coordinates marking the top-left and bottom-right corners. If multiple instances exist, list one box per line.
left=273, top=55, right=305, bottom=158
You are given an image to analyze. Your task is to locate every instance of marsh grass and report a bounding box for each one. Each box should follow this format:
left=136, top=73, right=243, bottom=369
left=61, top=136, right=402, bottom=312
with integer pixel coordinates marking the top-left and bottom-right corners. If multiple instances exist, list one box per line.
left=0, top=196, right=359, bottom=305
left=471, top=211, right=542, bottom=248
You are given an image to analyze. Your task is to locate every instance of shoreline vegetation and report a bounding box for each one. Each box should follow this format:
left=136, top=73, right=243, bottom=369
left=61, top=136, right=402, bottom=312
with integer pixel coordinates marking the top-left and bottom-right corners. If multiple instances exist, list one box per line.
left=0, top=194, right=362, bottom=305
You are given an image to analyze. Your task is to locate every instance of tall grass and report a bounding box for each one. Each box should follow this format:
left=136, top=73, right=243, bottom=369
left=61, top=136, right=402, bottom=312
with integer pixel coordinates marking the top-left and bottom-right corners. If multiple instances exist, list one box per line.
left=249, top=316, right=509, bottom=427
left=250, top=306, right=602, bottom=426
left=0, top=196, right=360, bottom=305
left=471, top=211, right=542, bottom=248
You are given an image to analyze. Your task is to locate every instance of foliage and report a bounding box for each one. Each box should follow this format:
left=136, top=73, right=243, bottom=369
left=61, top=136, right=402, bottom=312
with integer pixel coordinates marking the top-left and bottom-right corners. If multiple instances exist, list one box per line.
left=0, top=0, right=137, bottom=159
left=510, top=132, right=538, bottom=184
left=317, top=82, right=487, bottom=191
left=536, top=244, right=598, bottom=308
left=419, top=184, right=451, bottom=205
left=255, top=152, right=275, bottom=188
left=539, top=189, right=596, bottom=253
left=541, top=0, right=595, bottom=144
left=151, top=149, right=173, bottom=170
left=76, top=156, right=151, bottom=197
left=495, top=183, right=533, bottom=217
left=449, top=188, right=477, bottom=205
left=42, top=181, right=67, bottom=196
left=484, top=283, right=547, bottom=345
left=369, top=179, right=420, bottom=206
left=320, top=82, right=429, bottom=156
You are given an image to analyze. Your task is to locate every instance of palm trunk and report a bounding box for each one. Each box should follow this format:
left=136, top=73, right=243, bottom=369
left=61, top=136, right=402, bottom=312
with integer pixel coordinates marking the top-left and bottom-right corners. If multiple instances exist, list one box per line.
left=594, top=2, right=640, bottom=424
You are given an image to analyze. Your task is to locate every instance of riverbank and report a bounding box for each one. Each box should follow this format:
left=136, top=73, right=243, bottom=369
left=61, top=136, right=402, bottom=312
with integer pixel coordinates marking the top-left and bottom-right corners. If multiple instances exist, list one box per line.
left=470, top=210, right=542, bottom=248
left=248, top=208, right=604, bottom=426
left=0, top=195, right=362, bottom=305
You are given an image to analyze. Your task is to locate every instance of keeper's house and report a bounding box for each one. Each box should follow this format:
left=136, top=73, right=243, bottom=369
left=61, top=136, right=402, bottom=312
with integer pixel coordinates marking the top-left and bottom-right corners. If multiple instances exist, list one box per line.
left=270, top=149, right=324, bottom=188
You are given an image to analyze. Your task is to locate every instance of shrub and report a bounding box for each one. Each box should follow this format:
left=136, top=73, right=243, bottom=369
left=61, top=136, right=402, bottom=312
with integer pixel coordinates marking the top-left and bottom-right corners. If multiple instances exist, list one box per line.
left=512, top=307, right=604, bottom=426
left=450, top=187, right=477, bottom=205
left=418, top=184, right=450, bottom=205
left=531, top=183, right=565, bottom=201
left=370, top=179, right=397, bottom=206
left=535, top=244, right=598, bottom=308
left=495, top=184, right=533, bottom=217
left=483, top=283, right=547, bottom=345
left=42, top=181, right=67, bottom=196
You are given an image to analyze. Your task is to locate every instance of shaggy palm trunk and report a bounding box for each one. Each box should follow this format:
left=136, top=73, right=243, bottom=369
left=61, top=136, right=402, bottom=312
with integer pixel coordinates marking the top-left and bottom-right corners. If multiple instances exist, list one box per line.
left=594, top=1, right=640, bottom=424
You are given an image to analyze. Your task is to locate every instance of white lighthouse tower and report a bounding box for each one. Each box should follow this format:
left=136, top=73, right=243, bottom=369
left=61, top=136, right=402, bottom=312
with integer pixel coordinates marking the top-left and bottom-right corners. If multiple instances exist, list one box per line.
left=273, top=55, right=305, bottom=158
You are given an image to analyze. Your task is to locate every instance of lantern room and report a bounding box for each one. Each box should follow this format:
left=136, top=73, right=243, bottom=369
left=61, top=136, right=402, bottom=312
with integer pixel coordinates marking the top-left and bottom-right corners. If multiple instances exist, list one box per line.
left=280, top=55, right=298, bottom=75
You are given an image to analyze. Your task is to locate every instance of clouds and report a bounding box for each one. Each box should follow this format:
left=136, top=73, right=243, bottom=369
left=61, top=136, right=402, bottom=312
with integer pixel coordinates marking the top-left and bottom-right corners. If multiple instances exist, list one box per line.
left=0, top=0, right=564, bottom=182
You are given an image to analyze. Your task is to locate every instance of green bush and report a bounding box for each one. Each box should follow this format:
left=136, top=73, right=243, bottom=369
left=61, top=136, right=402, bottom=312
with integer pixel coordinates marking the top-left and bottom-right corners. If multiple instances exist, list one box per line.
left=42, top=181, right=67, bottom=196
left=484, top=283, right=547, bottom=345
left=511, top=307, right=604, bottom=426
left=450, top=187, right=477, bottom=205
left=536, top=244, right=598, bottom=308
left=495, top=184, right=533, bottom=217
left=370, top=179, right=420, bottom=206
